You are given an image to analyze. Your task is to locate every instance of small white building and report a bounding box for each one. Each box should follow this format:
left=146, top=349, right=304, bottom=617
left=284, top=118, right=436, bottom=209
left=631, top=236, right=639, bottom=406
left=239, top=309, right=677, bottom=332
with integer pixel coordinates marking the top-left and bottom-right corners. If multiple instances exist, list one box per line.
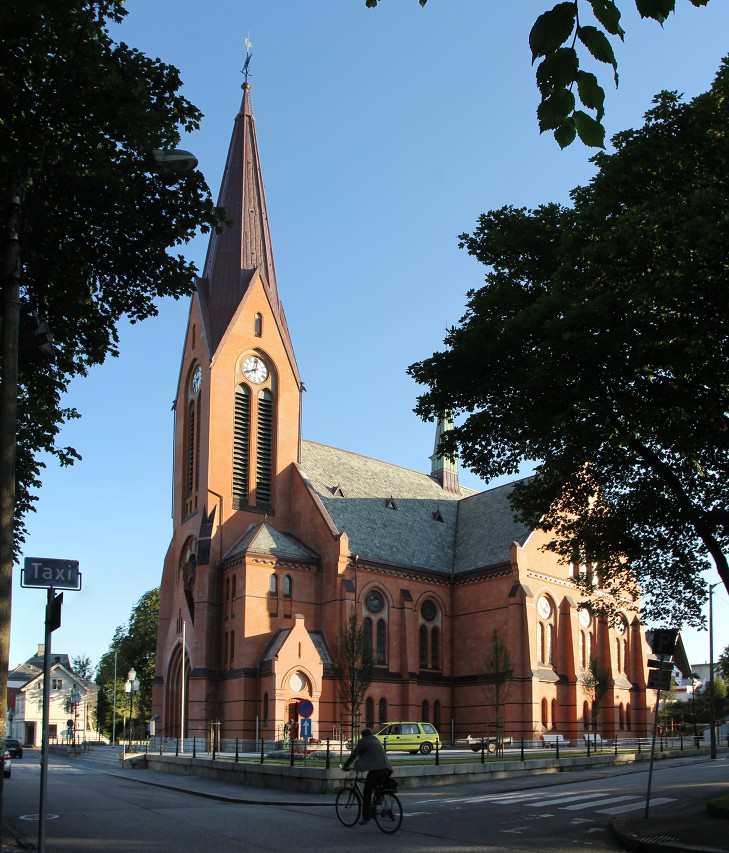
left=11, top=662, right=97, bottom=747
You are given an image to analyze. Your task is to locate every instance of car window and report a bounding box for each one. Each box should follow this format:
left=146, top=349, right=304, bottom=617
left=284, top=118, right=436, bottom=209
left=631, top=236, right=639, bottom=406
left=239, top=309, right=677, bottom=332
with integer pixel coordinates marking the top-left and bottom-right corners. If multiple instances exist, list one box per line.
left=389, top=725, right=401, bottom=735
left=403, top=724, right=418, bottom=735
left=422, top=724, right=437, bottom=735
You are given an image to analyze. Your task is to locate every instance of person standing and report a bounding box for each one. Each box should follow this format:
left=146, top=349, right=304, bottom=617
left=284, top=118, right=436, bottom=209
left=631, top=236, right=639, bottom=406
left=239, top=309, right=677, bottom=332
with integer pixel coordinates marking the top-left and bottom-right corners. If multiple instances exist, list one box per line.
left=342, top=728, right=392, bottom=825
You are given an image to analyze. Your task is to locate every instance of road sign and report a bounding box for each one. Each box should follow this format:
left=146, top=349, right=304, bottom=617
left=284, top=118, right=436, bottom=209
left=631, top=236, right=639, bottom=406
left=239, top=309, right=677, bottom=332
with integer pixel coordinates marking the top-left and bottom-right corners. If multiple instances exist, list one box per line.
left=647, top=659, right=674, bottom=670
left=650, top=628, right=677, bottom=656
left=22, top=557, right=81, bottom=590
left=300, top=717, right=312, bottom=738
left=298, top=699, right=313, bottom=718
left=648, top=669, right=672, bottom=690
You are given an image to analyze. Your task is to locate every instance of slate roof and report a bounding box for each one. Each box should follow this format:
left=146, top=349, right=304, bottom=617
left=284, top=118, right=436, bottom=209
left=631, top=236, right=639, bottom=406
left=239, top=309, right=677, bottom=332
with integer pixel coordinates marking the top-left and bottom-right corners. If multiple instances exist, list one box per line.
left=299, top=440, right=532, bottom=575
left=224, top=522, right=319, bottom=564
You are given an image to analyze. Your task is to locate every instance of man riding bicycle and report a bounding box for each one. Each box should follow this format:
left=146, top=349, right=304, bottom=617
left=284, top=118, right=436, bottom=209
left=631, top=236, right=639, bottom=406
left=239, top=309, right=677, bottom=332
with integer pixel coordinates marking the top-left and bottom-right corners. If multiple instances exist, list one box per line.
left=342, top=728, right=392, bottom=825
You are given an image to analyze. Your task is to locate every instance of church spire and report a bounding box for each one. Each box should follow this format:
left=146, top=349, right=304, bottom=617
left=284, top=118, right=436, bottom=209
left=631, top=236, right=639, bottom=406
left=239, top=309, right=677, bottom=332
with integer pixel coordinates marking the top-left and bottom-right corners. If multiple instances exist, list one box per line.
left=197, top=78, right=281, bottom=354
left=430, top=414, right=459, bottom=493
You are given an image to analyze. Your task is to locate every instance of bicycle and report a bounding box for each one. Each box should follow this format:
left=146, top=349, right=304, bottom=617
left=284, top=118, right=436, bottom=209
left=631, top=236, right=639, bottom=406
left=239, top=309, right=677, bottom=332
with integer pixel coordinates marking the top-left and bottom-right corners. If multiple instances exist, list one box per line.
left=335, top=770, right=403, bottom=833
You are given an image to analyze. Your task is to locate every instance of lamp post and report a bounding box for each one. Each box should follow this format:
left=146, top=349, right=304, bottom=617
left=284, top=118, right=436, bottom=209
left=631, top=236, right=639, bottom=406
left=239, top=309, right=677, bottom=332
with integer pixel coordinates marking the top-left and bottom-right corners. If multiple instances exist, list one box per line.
left=124, top=668, right=140, bottom=745
left=69, top=685, right=80, bottom=746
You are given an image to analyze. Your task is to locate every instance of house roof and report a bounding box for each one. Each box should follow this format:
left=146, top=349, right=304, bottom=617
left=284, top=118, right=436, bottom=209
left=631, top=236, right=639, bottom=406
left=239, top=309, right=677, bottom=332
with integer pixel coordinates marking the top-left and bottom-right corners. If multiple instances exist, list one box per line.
left=9, top=652, right=72, bottom=687
left=224, top=522, right=319, bottom=564
left=299, top=440, right=531, bottom=575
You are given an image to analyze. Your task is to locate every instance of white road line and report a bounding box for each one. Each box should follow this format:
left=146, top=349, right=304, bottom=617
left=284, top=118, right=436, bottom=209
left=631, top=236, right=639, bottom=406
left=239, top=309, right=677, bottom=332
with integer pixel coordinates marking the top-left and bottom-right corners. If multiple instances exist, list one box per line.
left=561, top=796, right=635, bottom=811
left=527, top=792, right=609, bottom=807
left=599, top=797, right=675, bottom=815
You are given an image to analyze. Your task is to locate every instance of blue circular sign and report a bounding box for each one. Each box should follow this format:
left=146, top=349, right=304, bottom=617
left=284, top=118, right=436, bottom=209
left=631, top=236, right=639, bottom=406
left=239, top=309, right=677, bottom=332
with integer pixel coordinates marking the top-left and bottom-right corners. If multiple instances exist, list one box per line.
left=298, top=699, right=313, bottom=718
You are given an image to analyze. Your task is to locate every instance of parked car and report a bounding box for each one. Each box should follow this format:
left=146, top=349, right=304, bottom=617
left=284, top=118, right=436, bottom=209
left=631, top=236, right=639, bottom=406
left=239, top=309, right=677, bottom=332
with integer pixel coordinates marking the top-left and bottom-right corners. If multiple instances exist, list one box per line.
left=3, top=749, right=10, bottom=779
left=374, top=722, right=441, bottom=754
left=5, top=738, right=22, bottom=759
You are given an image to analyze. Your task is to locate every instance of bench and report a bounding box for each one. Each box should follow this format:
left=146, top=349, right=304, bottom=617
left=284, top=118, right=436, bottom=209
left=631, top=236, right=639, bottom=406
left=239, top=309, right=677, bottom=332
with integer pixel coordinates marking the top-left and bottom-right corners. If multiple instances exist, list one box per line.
left=583, top=734, right=604, bottom=747
left=542, top=734, right=570, bottom=748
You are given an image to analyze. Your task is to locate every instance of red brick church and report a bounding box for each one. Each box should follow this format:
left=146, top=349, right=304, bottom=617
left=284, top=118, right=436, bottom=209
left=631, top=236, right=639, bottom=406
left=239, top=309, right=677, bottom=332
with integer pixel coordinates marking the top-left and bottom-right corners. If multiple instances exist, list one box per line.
left=152, top=83, right=652, bottom=745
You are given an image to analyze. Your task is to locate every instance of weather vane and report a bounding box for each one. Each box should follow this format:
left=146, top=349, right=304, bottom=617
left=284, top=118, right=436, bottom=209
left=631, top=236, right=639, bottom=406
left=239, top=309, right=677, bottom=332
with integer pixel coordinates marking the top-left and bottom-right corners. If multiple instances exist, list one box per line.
left=242, top=37, right=253, bottom=86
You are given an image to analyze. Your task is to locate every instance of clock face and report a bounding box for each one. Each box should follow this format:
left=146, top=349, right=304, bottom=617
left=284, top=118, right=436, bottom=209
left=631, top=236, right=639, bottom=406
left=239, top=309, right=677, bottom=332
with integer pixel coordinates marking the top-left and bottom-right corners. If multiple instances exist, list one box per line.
left=242, top=355, right=269, bottom=384
left=537, top=596, right=552, bottom=619
left=365, top=589, right=384, bottom=614
left=421, top=600, right=437, bottom=622
left=614, top=615, right=627, bottom=635
left=191, top=365, right=202, bottom=394
left=578, top=609, right=592, bottom=629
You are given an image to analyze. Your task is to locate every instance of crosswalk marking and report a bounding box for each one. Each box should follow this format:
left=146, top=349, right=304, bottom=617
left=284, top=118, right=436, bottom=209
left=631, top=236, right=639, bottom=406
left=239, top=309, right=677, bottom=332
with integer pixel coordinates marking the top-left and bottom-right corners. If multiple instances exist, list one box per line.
left=562, top=796, right=635, bottom=811
left=526, top=792, right=611, bottom=807
left=600, top=797, right=674, bottom=815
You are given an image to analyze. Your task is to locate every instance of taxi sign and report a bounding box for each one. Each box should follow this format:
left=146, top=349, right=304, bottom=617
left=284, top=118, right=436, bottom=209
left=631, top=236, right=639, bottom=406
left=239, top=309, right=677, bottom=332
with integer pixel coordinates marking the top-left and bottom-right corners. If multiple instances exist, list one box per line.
left=22, top=557, right=81, bottom=590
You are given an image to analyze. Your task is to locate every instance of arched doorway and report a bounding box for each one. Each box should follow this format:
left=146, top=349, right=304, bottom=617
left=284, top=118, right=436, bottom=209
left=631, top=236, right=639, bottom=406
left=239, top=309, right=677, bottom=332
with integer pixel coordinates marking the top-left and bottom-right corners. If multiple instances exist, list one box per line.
left=165, top=643, right=190, bottom=739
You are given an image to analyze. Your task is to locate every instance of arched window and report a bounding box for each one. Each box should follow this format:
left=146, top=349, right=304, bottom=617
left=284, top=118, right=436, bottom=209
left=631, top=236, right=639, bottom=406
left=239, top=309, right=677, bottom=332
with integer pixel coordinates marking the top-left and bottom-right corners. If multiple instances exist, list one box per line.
left=378, top=698, right=387, bottom=726
left=231, top=575, right=236, bottom=617
left=256, top=389, right=274, bottom=507
left=232, top=385, right=250, bottom=508
left=551, top=698, right=557, bottom=730
left=283, top=575, right=292, bottom=599
left=225, top=577, right=230, bottom=605
left=229, top=630, right=235, bottom=667
left=538, top=623, right=546, bottom=663
left=541, top=698, right=548, bottom=728
left=421, top=700, right=430, bottom=722
left=547, top=624, right=555, bottom=665
left=623, top=639, right=629, bottom=677
left=185, top=400, right=196, bottom=498
left=579, top=631, right=586, bottom=669
left=431, top=626, right=440, bottom=669
left=363, top=617, right=373, bottom=653
left=626, top=703, right=632, bottom=730
left=269, top=574, right=277, bottom=594
left=254, top=312, right=263, bottom=336
left=419, top=625, right=428, bottom=668
left=223, top=632, right=228, bottom=667
left=376, top=619, right=386, bottom=665
left=365, top=697, right=374, bottom=730
left=433, top=700, right=441, bottom=730
left=615, top=637, right=621, bottom=672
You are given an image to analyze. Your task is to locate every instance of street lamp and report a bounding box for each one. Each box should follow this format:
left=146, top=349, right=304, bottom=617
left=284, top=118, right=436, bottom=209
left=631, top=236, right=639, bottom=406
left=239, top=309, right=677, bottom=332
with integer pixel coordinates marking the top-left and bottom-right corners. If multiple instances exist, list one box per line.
left=124, top=668, right=140, bottom=745
left=709, top=582, right=719, bottom=760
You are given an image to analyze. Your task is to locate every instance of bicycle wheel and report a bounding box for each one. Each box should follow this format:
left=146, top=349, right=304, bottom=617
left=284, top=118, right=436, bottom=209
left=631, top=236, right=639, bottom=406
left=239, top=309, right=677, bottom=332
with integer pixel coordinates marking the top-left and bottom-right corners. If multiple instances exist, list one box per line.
left=374, top=792, right=403, bottom=834
left=335, top=785, right=362, bottom=827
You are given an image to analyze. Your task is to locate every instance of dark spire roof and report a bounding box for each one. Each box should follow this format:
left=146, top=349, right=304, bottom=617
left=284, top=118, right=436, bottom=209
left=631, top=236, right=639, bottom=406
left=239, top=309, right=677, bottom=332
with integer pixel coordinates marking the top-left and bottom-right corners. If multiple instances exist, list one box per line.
left=197, top=83, right=294, bottom=365
left=430, top=414, right=459, bottom=493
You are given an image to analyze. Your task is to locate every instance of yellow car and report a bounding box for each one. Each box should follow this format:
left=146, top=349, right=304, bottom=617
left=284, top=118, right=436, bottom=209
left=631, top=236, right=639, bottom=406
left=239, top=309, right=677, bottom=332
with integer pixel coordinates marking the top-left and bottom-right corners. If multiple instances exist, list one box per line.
left=375, top=722, right=441, bottom=754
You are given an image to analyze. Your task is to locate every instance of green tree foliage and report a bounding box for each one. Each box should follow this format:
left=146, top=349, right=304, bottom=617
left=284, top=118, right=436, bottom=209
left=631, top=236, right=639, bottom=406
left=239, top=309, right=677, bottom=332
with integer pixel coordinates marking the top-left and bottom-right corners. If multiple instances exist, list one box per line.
left=95, top=588, right=160, bottom=737
left=71, top=654, right=94, bottom=681
left=480, top=628, right=515, bottom=742
left=364, top=0, right=711, bottom=146
left=579, top=657, right=612, bottom=734
left=719, top=646, right=729, bottom=682
left=0, top=1, right=224, bottom=547
left=409, top=58, right=729, bottom=626
left=331, top=608, right=375, bottom=742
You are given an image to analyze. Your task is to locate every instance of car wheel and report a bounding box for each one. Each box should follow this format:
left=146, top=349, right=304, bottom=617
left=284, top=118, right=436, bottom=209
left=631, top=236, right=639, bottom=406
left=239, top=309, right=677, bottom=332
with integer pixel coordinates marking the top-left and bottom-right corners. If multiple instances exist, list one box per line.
left=419, top=741, right=432, bottom=755
left=488, top=742, right=497, bottom=754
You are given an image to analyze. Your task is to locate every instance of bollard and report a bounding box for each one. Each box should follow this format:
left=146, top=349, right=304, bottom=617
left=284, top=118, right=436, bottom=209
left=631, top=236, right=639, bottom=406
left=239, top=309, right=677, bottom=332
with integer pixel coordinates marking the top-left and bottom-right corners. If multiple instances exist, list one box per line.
left=193, top=738, right=197, bottom=758
left=520, top=737, right=524, bottom=762
left=326, top=739, right=331, bottom=769
left=614, top=736, right=618, bottom=756
left=556, top=738, right=560, bottom=760
left=260, top=737, right=265, bottom=764
left=159, top=739, right=163, bottom=756
left=235, top=738, right=239, bottom=763
left=212, top=741, right=216, bottom=761
left=435, top=739, right=440, bottom=766
left=176, top=738, right=179, bottom=757
left=638, top=738, right=642, bottom=754
left=481, top=739, right=485, bottom=765
left=680, top=732, right=683, bottom=752
left=587, top=737, right=591, bottom=757
left=290, top=737, right=295, bottom=767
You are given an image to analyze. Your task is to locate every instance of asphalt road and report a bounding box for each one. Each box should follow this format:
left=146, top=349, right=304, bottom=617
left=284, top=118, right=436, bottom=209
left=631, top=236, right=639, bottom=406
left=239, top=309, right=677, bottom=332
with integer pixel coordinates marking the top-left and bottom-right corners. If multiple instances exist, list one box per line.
left=2, top=751, right=726, bottom=851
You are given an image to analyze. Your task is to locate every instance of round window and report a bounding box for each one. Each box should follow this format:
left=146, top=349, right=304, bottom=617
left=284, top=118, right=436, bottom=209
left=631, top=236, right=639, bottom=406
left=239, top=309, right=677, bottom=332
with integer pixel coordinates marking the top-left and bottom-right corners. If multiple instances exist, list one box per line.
left=421, top=599, right=437, bottom=622
left=289, top=672, right=306, bottom=692
left=365, top=589, right=384, bottom=614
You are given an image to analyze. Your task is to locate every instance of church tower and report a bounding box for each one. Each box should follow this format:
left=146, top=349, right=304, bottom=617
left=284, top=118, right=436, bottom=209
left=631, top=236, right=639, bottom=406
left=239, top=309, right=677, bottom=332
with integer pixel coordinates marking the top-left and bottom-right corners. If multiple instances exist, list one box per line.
left=153, top=81, right=306, bottom=738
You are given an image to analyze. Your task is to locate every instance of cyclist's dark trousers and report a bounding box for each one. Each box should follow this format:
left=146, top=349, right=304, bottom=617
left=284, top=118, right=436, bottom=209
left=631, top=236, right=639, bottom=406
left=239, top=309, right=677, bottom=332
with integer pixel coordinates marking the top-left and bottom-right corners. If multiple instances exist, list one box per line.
left=363, top=768, right=392, bottom=819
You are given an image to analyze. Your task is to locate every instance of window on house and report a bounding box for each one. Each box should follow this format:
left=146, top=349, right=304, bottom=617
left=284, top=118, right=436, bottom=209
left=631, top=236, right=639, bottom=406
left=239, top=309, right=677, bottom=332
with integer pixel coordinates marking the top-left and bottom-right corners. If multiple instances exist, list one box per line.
left=376, top=619, right=386, bottom=665
left=233, top=384, right=250, bottom=508
left=419, top=625, right=428, bottom=668
left=263, top=692, right=269, bottom=724
left=51, top=679, right=63, bottom=690
left=431, top=626, right=440, bottom=669
left=283, top=575, right=292, bottom=598
left=365, top=697, right=374, bottom=730
left=185, top=400, right=195, bottom=499
left=363, top=617, right=373, bottom=654
left=551, top=698, right=557, bottom=730
left=541, top=698, right=548, bottom=728
left=256, top=389, right=274, bottom=507
left=254, top=313, right=263, bottom=337
left=269, top=574, right=277, bottom=594
left=230, top=631, right=235, bottom=667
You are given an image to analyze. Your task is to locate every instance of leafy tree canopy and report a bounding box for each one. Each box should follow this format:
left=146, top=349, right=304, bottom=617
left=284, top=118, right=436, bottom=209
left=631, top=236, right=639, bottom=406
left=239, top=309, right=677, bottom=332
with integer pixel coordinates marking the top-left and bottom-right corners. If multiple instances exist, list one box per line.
left=719, top=646, right=729, bottom=683
left=0, top=1, right=224, bottom=548
left=364, top=0, right=712, bottom=147
left=409, top=57, right=729, bottom=627
left=71, top=654, right=94, bottom=682
left=96, top=588, right=160, bottom=729
left=331, top=608, right=374, bottom=741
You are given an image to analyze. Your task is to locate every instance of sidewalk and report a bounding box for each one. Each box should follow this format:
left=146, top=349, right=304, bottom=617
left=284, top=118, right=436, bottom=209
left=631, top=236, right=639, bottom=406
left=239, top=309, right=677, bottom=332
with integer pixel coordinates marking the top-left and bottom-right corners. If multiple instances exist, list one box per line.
left=613, top=799, right=729, bottom=853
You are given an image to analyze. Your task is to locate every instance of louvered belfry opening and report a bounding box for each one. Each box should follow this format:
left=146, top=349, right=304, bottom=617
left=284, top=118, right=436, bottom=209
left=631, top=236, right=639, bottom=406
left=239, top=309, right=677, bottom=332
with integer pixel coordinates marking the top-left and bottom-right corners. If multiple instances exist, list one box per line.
left=256, top=388, right=274, bottom=507
left=185, top=401, right=195, bottom=498
left=232, top=385, right=250, bottom=509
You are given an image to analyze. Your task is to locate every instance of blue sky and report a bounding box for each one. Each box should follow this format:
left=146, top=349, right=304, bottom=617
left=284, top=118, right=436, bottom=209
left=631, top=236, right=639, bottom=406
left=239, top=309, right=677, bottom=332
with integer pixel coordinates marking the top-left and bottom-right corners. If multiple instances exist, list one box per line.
left=10, top=0, right=729, bottom=677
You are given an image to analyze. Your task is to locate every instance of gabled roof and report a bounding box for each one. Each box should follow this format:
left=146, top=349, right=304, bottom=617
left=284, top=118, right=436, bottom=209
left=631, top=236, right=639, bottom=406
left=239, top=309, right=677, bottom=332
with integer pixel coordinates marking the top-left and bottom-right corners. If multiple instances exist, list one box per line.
left=20, top=662, right=95, bottom=693
left=224, top=521, right=319, bottom=565
left=299, top=440, right=528, bottom=575
left=9, top=651, right=72, bottom=687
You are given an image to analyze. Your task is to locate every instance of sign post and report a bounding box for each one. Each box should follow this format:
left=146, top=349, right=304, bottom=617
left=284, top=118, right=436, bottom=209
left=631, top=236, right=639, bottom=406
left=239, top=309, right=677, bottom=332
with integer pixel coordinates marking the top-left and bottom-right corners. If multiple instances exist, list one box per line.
left=22, top=557, right=81, bottom=853
left=644, top=628, right=678, bottom=819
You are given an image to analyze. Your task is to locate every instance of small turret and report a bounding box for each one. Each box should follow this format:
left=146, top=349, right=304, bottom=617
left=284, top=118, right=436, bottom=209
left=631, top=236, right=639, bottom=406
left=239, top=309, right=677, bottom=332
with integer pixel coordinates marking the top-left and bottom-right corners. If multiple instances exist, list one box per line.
left=430, top=414, right=459, bottom=493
